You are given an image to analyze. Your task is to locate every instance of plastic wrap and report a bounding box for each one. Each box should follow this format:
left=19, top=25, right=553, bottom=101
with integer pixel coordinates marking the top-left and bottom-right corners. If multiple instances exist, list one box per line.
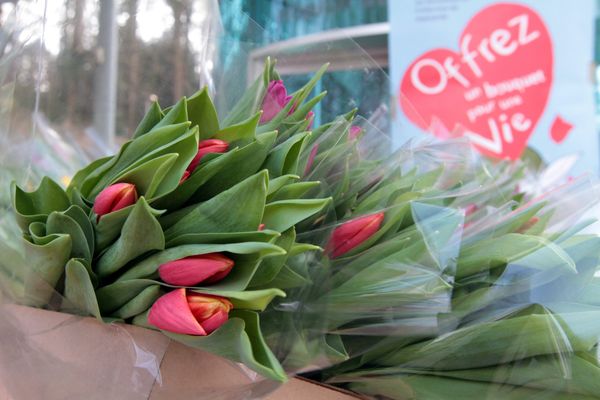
left=0, top=1, right=391, bottom=399
left=275, top=44, right=600, bottom=400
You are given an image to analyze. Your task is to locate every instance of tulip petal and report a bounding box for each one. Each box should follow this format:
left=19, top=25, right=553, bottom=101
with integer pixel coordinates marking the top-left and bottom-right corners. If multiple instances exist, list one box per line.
left=187, top=139, right=229, bottom=173
left=148, top=289, right=207, bottom=336
left=260, top=80, right=291, bottom=123
left=349, top=126, right=363, bottom=141
left=200, top=309, right=229, bottom=334
left=93, top=183, right=138, bottom=217
left=158, top=253, right=234, bottom=286
left=304, top=144, right=319, bottom=175
left=328, top=212, right=385, bottom=258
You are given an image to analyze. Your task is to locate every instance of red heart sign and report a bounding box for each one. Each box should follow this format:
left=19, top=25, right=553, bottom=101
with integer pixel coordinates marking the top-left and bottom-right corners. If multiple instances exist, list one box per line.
left=400, top=3, right=553, bottom=160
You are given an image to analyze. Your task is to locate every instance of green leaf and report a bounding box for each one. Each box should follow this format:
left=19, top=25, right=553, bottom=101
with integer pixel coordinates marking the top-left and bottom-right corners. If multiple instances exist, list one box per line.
left=159, top=309, right=287, bottom=381
left=249, top=228, right=295, bottom=287
left=96, top=279, right=156, bottom=314
left=67, top=156, right=113, bottom=196
left=87, top=122, right=191, bottom=197
left=191, top=131, right=277, bottom=201
left=377, top=313, right=584, bottom=370
left=62, top=259, right=101, bottom=320
left=64, top=205, right=95, bottom=257
left=263, top=132, right=310, bottom=177
left=111, top=284, right=161, bottom=319
left=113, top=153, right=178, bottom=199
left=94, top=203, right=164, bottom=252
left=214, top=111, right=261, bottom=146
left=187, top=87, right=219, bottom=139
left=165, top=170, right=268, bottom=239
left=133, top=101, right=163, bottom=138
left=192, top=288, right=286, bottom=311
left=457, top=233, right=576, bottom=280
left=46, top=210, right=92, bottom=263
left=268, top=181, right=321, bottom=202
left=21, top=234, right=72, bottom=307
left=268, top=264, right=312, bottom=289
left=12, top=177, right=70, bottom=231
left=96, top=197, right=165, bottom=277
left=267, top=174, right=300, bottom=196
left=262, top=198, right=331, bottom=232
left=153, top=97, right=188, bottom=129
left=222, top=57, right=274, bottom=126
left=166, top=230, right=280, bottom=247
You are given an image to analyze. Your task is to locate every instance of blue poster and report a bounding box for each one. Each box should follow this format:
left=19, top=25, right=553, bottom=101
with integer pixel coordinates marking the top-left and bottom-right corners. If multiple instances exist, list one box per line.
left=388, top=0, right=597, bottom=173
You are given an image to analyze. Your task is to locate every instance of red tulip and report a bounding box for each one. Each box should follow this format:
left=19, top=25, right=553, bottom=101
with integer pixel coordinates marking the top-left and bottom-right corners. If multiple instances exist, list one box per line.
left=348, top=126, right=363, bottom=141
left=148, top=289, right=232, bottom=335
left=326, top=212, right=385, bottom=258
left=179, top=170, right=191, bottom=184
left=260, top=80, right=292, bottom=123
left=187, top=139, right=229, bottom=173
left=158, top=253, right=234, bottom=286
left=93, top=183, right=138, bottom=218
left=464, top=203, right=478, bottom=217
left=304, top=144, right=319, bottom=175
left=306, top=111, right=315, bottom=129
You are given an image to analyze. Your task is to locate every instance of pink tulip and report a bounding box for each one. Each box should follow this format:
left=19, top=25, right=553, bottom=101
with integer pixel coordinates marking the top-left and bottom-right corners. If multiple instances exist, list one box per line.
left=306, top=111, right=315, bottom=129
left=304, top=144, right=319, bottom=175
left=326, top=212, right=385, bottom=258
left=258, top=223, right=265, bottom=231
left=158, top=253, right=234, bottom=286
left=93, top=183, right=138, bottom=218
left=187, top=139, right=229, bottom=173
left=260, top=80, right=292, bottom=123
left=148, top=289, right=232, bottom=335
left=349, top=126, right=363, bottom=140
left=464, top=203, right=478, bottom=217
left=179, top=170, right=191, bottom=184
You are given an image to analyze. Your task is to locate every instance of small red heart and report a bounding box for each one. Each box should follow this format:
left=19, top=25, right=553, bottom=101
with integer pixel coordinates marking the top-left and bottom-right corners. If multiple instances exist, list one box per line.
left=549, top=115, right=573, bottom=144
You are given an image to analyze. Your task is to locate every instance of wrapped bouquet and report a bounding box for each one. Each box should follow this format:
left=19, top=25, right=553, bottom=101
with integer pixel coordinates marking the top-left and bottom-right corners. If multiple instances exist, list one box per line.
left=6, top=59, right=340, bottom=383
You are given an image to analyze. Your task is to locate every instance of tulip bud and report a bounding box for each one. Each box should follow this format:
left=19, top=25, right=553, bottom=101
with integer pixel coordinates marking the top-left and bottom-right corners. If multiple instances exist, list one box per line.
left=187, top=139, right=229, bottom=173
left=158, top=253, right=234, bottom=286
left=348, top=126, right=363, bottom=141
left=304, top=144, right=319, bottom=175
left=93, top=183, right=138, bottom=218
left=306, top=111, right=315, bottom=130
left=326, top=212, right=385, bottom=258
left=179, top=170, right=191, bottom=184
left=464, top=203, right=478, bottom=217
left=260, top=80, right=292, bottom=123
left=258, top=223, right=265, bottom=231
left=148, top=289, right=233, bottom=336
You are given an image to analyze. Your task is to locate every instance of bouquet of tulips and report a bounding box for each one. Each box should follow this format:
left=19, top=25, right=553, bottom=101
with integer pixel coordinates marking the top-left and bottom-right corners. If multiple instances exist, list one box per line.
left=285, top=120, right=600, bottom=399
left=4, top=59, right=354, bottom=383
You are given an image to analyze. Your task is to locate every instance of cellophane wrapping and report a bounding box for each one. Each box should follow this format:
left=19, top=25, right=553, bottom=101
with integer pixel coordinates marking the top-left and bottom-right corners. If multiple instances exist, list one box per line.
left=280, top=75, right=600, bottom=400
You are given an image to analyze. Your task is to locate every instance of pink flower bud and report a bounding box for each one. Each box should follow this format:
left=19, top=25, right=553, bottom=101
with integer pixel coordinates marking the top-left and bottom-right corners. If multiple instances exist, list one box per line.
left=464, top=203, right=478, bottom=217
left=348, top=126, right=363, bottom=141
left=186, top=139, right=229, bottom=173
left=260, top=80, right=292, bottom=123
left=148, top=289, right=232, bottom=336
left=326, top=212, right=385, bottom=258
left=304, top=144, right=319, bottom=175
left=187, top=139, right=229, bottom=173
left=93, top=183, right=138, bottom=218
left=258, top=223, right=265, bottom=231
left=306, top=111, right=315, bottom=130
left=179, top=170, right=191, bottom=184
left=158, top=253, right=234, bottom=286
